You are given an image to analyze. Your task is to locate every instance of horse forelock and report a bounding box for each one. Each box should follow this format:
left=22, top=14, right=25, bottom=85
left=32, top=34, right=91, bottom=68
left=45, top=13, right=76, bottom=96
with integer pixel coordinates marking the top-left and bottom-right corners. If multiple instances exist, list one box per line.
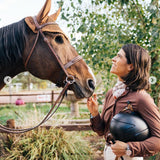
left=0, top=19, right=27, bottom=70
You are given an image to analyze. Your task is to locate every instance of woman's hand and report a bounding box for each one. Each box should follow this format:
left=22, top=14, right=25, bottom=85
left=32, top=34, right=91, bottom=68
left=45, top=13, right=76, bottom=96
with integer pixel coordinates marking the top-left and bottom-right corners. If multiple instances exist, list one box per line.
left=87, top=93, right=99, bottom=117
left=111, top=140, right=127, bottom=157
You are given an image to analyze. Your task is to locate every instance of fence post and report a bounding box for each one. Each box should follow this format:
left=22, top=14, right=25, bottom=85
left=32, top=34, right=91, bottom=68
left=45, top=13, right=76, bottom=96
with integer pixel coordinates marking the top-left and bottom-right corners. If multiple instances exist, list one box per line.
left=51, top=90, right=54, bottom=106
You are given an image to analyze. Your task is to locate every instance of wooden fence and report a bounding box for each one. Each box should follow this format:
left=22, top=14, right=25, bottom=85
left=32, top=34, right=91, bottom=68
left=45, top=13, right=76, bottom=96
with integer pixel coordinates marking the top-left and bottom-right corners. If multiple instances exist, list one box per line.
left=0, top=91, right=103, bottom=131
left=0, top=91, right=53, bottom=105
left=0, top=91, right=88, bottom=105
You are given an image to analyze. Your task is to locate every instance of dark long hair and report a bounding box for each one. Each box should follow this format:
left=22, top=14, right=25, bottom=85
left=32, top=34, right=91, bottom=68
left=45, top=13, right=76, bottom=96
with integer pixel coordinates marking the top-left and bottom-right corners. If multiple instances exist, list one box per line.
left=122, top=44, right=151, bottom=91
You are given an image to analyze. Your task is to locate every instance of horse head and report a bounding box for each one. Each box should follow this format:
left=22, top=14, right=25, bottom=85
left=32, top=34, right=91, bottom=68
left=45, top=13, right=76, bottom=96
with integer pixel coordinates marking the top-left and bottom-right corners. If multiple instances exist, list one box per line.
left=23, top=0, right=95, bottom=99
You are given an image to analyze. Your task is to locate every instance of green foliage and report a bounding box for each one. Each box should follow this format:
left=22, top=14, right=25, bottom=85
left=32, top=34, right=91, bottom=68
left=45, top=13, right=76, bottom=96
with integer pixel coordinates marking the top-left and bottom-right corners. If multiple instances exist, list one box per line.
left=12, top=72, right=50, bottom=90
left=58, top=0, right=160, bottom=104
left=2, top=128, right=93, bottom=160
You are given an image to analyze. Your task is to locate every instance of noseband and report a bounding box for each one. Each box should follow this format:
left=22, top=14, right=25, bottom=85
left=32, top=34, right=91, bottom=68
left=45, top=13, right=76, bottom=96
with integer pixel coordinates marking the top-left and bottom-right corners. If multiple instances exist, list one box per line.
left=0, top=17, right=82, bottom=134
left=25, top=16, right=82, bottom=82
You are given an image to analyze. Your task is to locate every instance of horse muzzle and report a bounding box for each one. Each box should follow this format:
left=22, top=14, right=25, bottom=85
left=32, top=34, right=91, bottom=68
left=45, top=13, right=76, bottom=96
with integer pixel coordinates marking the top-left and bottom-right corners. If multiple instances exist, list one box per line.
left=69, top=78, right=95, bottom=99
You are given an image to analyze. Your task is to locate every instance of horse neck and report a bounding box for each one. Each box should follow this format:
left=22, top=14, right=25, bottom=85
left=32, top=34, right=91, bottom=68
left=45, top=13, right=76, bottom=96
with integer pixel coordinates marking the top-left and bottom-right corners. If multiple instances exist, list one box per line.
left=0, top=19, right=27, bottom=89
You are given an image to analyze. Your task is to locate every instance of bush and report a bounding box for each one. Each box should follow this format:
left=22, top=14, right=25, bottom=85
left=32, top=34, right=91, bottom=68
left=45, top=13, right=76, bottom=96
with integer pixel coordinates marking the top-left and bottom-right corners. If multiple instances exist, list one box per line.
left=2, top=128, right=93, bottom=160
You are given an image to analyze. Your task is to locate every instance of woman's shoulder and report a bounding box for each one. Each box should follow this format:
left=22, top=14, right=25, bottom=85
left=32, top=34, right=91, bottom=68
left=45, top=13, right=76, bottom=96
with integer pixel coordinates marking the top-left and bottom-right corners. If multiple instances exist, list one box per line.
left=125, top=90, right=155, bottom=106
left=135, top=90, right=153, bottom=101
left=132, top=90, right=156, bottom=108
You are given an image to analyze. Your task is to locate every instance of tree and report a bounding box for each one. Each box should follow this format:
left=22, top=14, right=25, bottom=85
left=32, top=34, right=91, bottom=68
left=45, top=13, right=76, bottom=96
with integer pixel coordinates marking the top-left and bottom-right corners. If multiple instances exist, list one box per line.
left=58, top=0, right=160, bottom=104
left=12, top=73, right=49, bottom=90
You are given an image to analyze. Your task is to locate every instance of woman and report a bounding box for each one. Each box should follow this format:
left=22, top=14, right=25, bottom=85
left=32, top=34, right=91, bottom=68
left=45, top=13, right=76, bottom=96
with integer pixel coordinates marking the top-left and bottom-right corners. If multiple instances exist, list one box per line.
left=87, top=44, right=160, bottom=160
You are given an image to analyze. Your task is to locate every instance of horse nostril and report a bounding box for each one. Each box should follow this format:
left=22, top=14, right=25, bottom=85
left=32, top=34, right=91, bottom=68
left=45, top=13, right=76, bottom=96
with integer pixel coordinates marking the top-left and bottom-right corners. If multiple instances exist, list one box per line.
left=88, top=79, right=95, bottom=90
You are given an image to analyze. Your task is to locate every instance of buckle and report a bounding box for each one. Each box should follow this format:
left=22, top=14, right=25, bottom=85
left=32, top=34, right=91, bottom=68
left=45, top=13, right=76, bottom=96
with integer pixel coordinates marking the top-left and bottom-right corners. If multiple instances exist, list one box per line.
left=66, top=75, right=75, bottom=84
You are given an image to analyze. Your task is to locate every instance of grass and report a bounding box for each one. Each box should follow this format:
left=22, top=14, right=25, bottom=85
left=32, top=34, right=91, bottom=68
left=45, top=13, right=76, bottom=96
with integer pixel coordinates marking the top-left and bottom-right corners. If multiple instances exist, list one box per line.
left=0, top=103, right=91, bottom=126
left=0, top=128, right=94, bottom=160
left=0, top=103, right=104, bottom=160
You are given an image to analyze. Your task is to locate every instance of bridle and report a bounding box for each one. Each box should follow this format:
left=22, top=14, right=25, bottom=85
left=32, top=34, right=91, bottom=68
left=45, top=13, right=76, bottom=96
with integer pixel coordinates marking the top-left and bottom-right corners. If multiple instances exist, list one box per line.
left=0, top=17, right=82, bottom=134
left=25, top=16, right=82, bottom=78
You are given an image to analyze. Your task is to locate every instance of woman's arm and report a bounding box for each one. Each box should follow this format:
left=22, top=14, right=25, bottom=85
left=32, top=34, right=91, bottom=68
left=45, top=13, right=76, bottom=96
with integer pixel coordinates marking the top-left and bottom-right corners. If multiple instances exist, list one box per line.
left=128, top=92, right=160, bottom=157
left=87, top=90, right=113, bottom=136
left=87, top=94, right=105, bottom=136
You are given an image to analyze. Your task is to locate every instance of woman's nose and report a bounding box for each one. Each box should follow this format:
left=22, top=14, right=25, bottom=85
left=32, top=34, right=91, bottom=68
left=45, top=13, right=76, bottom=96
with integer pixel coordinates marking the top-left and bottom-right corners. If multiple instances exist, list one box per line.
left=112, top=56, right=116, bottom=62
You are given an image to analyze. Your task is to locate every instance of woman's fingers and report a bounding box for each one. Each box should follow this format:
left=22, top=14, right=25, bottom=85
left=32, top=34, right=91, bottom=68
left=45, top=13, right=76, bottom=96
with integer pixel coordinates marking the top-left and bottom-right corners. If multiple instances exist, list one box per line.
left=87, top=94, right=99, bottom=117
left=87, top=97, right=92, bottom=101
left=93, top=93, right=97, bottom=101
left=87, top=94, right=98, bottom=107
left=87, top=97, right=93, bottom=107
left=88, top=94, right=97, bottom=101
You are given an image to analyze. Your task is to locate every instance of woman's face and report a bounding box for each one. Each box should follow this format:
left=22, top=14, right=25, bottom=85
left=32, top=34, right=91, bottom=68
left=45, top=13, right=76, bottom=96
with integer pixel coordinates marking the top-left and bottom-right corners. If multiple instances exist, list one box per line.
left=110, top=49, right=133, bottom=81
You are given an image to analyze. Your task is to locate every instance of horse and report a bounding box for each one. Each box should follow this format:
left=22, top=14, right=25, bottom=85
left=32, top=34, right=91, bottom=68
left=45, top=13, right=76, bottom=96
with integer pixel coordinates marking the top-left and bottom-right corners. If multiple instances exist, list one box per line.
left=0, top=0, right=96, bottom=99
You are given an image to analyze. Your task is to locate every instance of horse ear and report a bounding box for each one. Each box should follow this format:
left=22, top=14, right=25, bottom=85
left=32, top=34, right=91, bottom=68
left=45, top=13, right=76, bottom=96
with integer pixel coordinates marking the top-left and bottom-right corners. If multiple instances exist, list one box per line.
left=25, top=0, right=51, bottom=33
left=50, top=7, right=61, bottom=21
left=36, top=0, right=51, bottom=24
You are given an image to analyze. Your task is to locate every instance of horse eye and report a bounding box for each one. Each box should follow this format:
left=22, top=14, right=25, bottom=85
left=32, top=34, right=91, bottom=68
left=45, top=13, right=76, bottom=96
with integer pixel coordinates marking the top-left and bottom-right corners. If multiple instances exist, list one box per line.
left=55, top=35, right=64, bottom=44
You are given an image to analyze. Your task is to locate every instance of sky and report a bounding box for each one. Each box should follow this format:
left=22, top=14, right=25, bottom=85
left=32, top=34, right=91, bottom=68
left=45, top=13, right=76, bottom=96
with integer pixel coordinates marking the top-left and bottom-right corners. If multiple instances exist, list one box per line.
left=0, top=0, right=153, bottom=30
left=0, top=0, right=63, bottom=28
left=0, top=0, right=87, bottom=40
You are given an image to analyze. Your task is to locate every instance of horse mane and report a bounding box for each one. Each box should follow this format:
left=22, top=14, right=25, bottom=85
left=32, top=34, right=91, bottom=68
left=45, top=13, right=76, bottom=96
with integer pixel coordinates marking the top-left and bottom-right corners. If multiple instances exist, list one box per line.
left=0, top=19, right=27, bottom=70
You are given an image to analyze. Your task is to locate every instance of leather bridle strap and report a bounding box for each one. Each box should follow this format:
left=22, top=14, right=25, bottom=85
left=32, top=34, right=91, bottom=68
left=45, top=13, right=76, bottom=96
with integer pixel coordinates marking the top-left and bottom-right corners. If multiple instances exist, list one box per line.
left=24, top=31, right=40, bottom=68
left=64, top=56, right=82, bottom=69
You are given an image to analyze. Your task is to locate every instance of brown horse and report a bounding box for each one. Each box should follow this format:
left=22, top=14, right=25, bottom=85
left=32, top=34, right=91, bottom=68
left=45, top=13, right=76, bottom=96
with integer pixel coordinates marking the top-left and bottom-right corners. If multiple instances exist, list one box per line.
left=0, top=0, right=95, bottom=99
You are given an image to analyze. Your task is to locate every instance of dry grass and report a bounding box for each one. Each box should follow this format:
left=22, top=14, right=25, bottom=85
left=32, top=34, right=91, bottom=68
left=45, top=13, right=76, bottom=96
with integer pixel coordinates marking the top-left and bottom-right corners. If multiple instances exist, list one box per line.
left=0, top=128, right=94, bottom=160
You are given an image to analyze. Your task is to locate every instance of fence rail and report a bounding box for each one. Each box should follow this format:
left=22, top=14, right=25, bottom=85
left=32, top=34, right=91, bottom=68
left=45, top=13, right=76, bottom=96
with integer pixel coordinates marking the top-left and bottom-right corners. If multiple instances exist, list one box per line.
left=0, top=91, right=54, bottom=104
left=0, top=91, right=89, bottom=105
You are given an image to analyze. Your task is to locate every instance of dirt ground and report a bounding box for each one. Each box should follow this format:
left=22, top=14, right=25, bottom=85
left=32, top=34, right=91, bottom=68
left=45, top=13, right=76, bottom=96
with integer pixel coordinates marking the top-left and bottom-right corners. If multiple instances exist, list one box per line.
left=84, top=135, right=105, bottom=160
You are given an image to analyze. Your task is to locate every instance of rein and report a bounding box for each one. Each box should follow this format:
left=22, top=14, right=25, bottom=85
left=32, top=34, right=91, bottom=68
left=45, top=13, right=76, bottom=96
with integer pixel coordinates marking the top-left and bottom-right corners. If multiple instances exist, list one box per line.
left=0, top=17, right=82, bottom=134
